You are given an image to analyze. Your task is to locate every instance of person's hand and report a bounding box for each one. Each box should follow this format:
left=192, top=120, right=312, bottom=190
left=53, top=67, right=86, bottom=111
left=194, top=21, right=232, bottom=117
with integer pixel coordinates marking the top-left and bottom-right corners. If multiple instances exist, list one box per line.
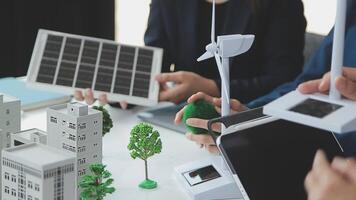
left=156, top=71, right=220, bottom=104
left=74, top=89, right=128, bottom=109
left=175, top=92, right=243, bottom=154
left=298, top=67, right=356, bottom=100
left=305, top=150, right=356, bottom=200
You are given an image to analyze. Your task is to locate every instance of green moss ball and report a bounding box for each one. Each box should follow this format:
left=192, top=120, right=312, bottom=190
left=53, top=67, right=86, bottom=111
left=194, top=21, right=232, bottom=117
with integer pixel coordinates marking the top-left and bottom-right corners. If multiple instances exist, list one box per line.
left=183, top=100, right=220, bottom=134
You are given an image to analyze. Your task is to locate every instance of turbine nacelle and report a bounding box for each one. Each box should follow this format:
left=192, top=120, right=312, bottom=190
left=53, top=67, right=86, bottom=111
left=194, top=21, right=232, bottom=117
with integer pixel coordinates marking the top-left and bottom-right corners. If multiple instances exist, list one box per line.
left=217, top=34, right=255, bottom=58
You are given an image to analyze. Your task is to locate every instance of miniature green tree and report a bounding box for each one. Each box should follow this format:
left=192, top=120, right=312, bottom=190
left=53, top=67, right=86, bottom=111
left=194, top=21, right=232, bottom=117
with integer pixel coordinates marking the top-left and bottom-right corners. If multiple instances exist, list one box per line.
left=79, top=164, right=116, bottom=200
left=93, top=106, right=113, bottom=136
left=128, top=123, right=162, bottom=189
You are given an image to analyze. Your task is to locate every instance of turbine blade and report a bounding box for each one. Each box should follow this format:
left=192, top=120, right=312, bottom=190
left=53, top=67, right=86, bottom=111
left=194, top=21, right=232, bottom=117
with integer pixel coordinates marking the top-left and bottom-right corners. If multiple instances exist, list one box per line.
left=197, top=51, right=214, bottom=62
left=214, top=54, right=230, bottom=101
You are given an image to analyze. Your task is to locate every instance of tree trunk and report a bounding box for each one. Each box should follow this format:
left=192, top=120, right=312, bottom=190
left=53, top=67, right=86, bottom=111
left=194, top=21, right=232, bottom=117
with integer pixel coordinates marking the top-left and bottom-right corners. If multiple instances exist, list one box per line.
left=145, top=159, right=148, bottom=180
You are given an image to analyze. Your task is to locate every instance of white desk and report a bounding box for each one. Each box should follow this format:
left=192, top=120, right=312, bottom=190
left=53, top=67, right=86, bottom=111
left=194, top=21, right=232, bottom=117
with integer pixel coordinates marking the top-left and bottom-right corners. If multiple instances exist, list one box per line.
left=21, top=103, right=212, bottom=200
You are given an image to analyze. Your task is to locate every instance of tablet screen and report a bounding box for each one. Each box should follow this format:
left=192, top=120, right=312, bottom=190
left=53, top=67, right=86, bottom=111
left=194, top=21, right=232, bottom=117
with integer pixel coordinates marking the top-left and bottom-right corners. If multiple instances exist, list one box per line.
left=219, top=119, right=343, bottom=200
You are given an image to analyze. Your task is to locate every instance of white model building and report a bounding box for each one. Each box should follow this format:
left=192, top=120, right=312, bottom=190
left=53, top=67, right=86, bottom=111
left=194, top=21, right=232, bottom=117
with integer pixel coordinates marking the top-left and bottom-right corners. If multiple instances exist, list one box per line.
left=47, top=102, right=102, bottom=199
left=10, top=128, right=47, bottom=147
left=0, top=93, right=21, bottom=200
left=0, top=94, right=21, bottom=150
left=1, top=143, right=76, bottom=200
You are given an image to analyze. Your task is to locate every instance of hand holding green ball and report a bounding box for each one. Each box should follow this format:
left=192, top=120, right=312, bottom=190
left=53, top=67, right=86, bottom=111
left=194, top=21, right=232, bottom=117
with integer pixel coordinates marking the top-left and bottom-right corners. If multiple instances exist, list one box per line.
left=183, top=100, right=220, bottom=134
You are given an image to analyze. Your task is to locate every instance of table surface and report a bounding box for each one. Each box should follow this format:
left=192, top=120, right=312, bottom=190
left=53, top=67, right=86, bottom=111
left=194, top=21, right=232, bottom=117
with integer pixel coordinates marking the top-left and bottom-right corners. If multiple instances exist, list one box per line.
left=21, top=102, right=212, bottom=200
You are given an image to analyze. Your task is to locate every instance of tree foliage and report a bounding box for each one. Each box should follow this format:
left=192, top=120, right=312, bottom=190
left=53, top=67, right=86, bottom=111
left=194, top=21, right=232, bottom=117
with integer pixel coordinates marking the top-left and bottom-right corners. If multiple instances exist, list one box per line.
left=79, top=164, right=116, bottom=200
left=93, top=106, right=113, bottom=136
left=128, top=123, right=162, bottom=161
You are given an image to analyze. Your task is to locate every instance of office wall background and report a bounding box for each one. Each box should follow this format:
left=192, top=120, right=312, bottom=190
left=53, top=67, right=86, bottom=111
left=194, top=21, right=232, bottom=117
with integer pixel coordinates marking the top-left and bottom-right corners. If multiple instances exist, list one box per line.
left=115, top=0, right=337, bottom=45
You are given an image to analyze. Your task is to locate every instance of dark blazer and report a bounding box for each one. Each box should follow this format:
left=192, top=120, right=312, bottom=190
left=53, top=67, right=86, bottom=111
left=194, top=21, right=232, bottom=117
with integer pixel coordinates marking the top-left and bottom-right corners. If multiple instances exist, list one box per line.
left=0, top=0, right=115, bottom=78
left=144, top=0, right=306, bottom=103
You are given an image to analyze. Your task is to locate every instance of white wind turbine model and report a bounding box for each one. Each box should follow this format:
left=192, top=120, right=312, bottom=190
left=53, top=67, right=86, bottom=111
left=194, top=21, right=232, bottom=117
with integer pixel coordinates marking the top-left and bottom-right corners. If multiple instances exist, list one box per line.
left=173, top=1, right=255, bottom=200
left=198, top=0, right=255, bottom=129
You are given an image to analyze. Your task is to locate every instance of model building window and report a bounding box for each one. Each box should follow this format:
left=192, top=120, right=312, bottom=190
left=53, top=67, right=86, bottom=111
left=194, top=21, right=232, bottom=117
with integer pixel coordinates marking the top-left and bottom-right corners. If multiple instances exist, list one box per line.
left=78, top=169, right=87, bottom=176
left=11, top=189, right=16, bottom=196
left=50, top=116, right=57, bottom=123
left=35, top=184, right=40, bottom=191
left=11, top=189, right=16, bottom=197
left=68, top=134, right=76, bottom=141
left=69, top=123, right=76, bottom=130
left=6, top=109, right=10, bottom=114
left=4, top=186, right=9, bottom=194
left=28, top=195, right=33, bottom=200
left=78, top=134, right=86, bottom=141
left=78, top=123, right=87, bottom=130
left=78, top=146, right=86, bottom=153
left=94, top=131, right=98, bottom=135
left=4, top=172, right=9, bottom=180
left=6, top=120, right=10, bottom=126
left=62, top=143, right=76, bottom=153
left=11, top=175, right=16, bottom=182
left=62, top=120, right=67, bottom=126
left=28, top=181, right=33, bottom=189
left=78, top=158, right=86, bottom=165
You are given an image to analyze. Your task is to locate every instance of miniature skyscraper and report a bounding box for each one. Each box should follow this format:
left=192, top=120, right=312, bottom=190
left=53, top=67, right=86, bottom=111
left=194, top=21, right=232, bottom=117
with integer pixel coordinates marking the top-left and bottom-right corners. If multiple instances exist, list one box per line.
left=47, top=102, right=102, bottom=199
left=0, top=94, right=21, bottom=200
left=1, top=143, right=76, bottom=200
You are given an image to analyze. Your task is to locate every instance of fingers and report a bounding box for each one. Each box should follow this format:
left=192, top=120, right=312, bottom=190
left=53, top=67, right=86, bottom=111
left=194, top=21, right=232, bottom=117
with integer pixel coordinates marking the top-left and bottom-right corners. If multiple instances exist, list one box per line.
left=298, top=79, right=323, bottom=94
left=304, top=171, right=317, bottom=194
left=335, top=76, right=356, bottom=100
left=159, top=86, right=185, bottom=103
left=342, top=67, right=356, bottom=81
left=186, top=118, right=221, bottom=132
left=186, top=133, right=215, bottom=146
left=98, top=94, right=108, bottom=106
left=331, top=157, right=356, bottom=182
left=305, top=150, right=333, bottom=195
left=319, top=73, right=331, bottom=92
left=205, top=145, right=220, bottom=154
left=74, top=90, right=84, bottom=101
left=155, top=72, right=184, bottom=84
left=312, top=150, right=331, bottom=176
left=119, top=101, right=128, bottom=110
left=298, top=73, right=330, bottom=94
left=174, top=105, right=187, bottom=125
left=187, top=92, right=215, bottom=104
left=212, top=98, right=242, bottom=112
left=186, top=133, right=219, bottom=154
left=84, top=89, right=95, bottom=105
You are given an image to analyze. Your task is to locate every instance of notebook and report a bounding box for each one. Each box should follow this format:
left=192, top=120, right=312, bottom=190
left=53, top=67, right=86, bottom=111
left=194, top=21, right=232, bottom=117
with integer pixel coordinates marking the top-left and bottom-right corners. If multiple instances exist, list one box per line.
left=0, top=77, right=71, bottom=111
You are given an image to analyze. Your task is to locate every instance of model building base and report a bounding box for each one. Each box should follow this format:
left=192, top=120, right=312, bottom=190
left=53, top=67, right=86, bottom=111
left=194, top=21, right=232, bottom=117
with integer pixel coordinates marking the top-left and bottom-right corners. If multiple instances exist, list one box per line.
left=139, top=179, right=158, bottom=189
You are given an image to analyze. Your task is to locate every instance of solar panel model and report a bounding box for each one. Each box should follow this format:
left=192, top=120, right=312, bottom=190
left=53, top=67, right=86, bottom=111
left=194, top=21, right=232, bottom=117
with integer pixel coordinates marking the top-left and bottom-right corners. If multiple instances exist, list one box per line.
left=26, top=29, right=163, bottom=106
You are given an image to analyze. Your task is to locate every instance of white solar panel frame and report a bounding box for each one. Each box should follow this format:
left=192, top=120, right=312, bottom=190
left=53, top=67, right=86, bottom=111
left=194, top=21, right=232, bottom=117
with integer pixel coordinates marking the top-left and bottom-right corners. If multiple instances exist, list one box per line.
left=26, top=29, right=163, bottom=107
